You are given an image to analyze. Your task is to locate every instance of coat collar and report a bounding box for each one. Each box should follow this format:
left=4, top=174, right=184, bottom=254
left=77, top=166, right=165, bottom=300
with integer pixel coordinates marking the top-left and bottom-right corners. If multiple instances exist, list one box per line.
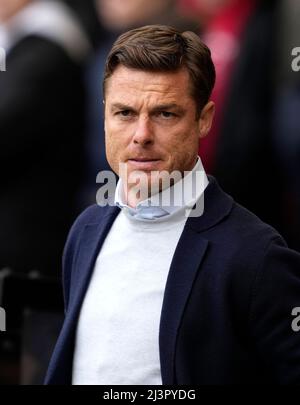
left=186, top=175, right=234, bottom=233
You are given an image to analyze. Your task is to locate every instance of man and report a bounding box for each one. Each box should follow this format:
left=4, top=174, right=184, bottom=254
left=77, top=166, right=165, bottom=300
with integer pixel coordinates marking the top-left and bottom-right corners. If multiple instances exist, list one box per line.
left=45, top=25, right=300, bottom=385
left=0, top=0, right=90, bottom=275
left=82, top=0, right=196, bottom=206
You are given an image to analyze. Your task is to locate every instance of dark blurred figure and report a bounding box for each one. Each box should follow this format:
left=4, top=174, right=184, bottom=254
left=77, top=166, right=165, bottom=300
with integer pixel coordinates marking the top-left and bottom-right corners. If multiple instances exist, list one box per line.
left=81, top=0, right=198, bottom=206
left=0, top=0, right=91, bottom=276
left=272, top=0, right=300, bottom=251
left=181, top=0, right=300, bottom=250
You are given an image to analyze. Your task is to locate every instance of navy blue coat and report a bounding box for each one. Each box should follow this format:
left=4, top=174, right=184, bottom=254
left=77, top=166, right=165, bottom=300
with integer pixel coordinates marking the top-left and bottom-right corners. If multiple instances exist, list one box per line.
left=45, top=177, right=300, bottom=384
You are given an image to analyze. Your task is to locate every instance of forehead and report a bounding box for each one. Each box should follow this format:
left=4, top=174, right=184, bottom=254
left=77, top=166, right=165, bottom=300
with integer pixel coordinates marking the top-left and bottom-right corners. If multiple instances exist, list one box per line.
left=105, top=65, right=193, bottom=105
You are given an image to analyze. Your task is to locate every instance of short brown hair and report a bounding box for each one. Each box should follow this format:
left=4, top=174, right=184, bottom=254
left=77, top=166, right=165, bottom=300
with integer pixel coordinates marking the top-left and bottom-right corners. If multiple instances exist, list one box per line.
left=103, top=24, right=216, bottom=117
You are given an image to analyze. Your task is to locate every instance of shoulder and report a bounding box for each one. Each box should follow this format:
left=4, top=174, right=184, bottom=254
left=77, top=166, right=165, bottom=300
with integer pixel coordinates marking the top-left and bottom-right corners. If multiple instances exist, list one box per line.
left=212, top=199, right=300, bottom=297
left=214, top=199, right=289, bottom=267
left=64, top=203, right=120, bottom=252
left=200, top=177, right=291, bottom=270
left=6, top=35, right=82, bottom=83
left=229, top=201, right=284, bottom=244
left=67, top=203, right=118, bottom=241
left=9, top=34, right=72, bottom=61
left=199, top=176, right=284, bottom=249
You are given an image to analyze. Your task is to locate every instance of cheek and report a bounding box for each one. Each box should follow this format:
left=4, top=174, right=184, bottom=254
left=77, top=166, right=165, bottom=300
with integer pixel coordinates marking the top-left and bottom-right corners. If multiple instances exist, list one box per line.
left=105, top=125, right=118, bottom=162
left=167, top=128, right=199, bottom=165
left=105, top=118, right=127, bottom=143
left=105, top=121, right=120, bottom=149
left=105, top=123, right=129, bottom=170
left=105, top=136, right=120, bottom=163
left=166, top=124, right=199, bottom=150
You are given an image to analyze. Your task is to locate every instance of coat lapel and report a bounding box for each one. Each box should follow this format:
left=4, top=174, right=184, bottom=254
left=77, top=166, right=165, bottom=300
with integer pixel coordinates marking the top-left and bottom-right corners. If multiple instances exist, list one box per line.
left=68, top=206, right=120, bottom=320
left=46, top=206, right=121, bottom=384
left=159, top=176, right=234, bottom=384
left=159, top=228, right=208, bottom=384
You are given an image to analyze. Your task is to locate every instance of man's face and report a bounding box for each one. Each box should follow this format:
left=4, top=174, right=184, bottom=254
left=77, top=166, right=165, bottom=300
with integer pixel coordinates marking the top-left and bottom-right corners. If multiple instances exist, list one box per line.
left=104, top=66, right=214, bottom=203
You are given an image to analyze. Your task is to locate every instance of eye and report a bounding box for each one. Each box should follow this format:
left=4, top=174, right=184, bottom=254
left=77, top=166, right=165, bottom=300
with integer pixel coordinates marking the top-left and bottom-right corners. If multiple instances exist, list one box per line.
left=158, top=111, right=176, bottom=119
left=117, top=110, right=133, bottom=117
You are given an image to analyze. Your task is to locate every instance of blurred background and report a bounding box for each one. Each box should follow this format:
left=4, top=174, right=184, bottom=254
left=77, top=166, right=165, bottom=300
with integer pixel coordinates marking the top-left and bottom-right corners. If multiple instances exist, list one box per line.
left=0, top=0, right=299, bottom=384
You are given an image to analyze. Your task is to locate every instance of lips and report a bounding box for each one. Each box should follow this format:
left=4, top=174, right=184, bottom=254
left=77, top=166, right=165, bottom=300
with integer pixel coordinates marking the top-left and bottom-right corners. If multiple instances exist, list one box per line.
left=127, top=158, right=161, bottom=170
left=129, top=158, right=160, bottom=162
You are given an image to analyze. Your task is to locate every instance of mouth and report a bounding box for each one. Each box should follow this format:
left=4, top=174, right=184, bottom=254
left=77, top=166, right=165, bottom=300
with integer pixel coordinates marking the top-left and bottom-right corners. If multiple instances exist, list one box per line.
left=127, top=158, right=161, bottom=170
left=129, top=158, right=160, bottom=162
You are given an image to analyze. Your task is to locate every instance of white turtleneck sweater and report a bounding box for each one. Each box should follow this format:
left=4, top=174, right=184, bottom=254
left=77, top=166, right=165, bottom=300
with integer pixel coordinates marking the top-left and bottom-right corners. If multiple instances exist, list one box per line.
left=72, top=157, right=208, bottom=385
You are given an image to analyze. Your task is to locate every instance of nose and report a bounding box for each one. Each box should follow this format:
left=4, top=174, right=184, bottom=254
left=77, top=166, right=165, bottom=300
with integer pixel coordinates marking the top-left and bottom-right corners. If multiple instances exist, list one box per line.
left=132, top=116, right=154, bottom=147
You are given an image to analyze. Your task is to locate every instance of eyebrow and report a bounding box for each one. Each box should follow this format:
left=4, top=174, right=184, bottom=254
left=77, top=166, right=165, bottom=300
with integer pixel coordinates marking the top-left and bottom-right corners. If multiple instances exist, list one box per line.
left=151, top=104, right=184, bottom=113
left=110, top=103, right=134, bottom=111
left=110, top=102, right=185, bottom=113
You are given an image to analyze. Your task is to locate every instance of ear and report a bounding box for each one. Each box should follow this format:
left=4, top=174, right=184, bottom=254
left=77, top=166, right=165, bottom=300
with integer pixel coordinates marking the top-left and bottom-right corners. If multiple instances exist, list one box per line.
left=197, top=101, right=215, bottom=139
